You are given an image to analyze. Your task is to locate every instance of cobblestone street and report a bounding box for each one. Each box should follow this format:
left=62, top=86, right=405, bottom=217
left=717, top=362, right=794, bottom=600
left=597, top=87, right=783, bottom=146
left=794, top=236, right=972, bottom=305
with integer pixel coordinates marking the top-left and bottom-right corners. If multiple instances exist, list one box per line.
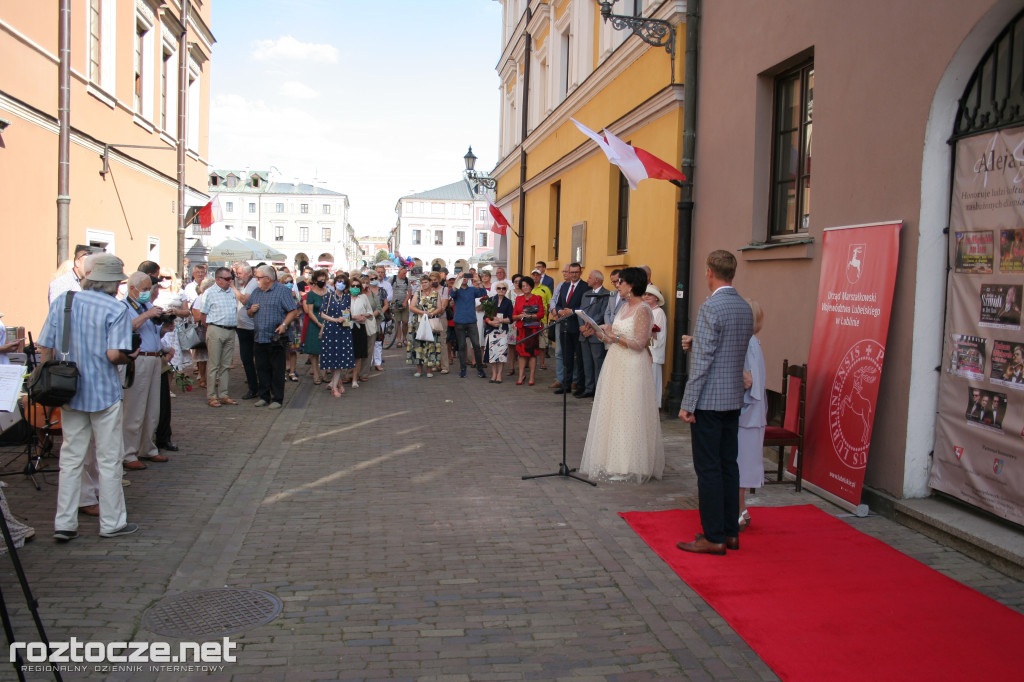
left=1, top=346, right=1022, bottom=681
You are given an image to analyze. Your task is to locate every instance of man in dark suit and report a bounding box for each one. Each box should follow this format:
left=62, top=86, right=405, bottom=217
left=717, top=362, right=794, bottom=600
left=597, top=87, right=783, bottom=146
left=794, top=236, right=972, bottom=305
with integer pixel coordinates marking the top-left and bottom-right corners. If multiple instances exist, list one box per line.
left=678, top=250, right=753, bottom=555
left=604, top=269, right=625, bottom=326
left=534, top=261, right=555, bottom=290
left=554, top=262, right=585, bottom=395
left=578, top=269, right=610, bottom=398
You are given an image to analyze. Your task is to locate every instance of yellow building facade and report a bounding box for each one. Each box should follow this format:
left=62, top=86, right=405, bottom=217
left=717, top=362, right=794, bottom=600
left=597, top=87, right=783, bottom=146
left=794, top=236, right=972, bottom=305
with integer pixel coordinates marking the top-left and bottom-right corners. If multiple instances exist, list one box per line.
left=492, top=0, right=686, bottom=384
left=0, top=0, right=213, bottom=335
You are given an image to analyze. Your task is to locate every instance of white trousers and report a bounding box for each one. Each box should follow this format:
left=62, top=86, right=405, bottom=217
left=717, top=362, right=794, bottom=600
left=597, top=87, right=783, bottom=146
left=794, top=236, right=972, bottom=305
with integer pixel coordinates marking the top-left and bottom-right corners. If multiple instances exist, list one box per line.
left=373, top=339, right=383, bottom=366
left=56, top=403, right=127, bottom=534
left=121, top=355, right=161, bottom=461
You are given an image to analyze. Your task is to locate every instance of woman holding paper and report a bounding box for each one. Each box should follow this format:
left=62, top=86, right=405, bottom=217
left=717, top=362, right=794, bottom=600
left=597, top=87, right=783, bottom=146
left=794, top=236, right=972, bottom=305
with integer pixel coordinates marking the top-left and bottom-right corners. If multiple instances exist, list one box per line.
left=513, top=277, right=544, bottom=385
left=578, top=267, right=665, bottom=483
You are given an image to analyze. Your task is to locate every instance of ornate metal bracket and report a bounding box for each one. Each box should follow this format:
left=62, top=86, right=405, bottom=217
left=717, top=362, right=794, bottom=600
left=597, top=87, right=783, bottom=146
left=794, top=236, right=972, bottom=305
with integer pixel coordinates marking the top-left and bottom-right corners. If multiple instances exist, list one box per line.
left=466, top=172, right=497, bottom=191
left=597, top=1, right=676, bottom=56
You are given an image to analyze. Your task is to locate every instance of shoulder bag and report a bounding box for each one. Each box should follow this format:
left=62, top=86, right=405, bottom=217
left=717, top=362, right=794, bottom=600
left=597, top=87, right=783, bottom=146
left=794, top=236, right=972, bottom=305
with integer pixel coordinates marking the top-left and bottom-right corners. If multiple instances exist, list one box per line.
left=29, top=292, right=80, bottom=407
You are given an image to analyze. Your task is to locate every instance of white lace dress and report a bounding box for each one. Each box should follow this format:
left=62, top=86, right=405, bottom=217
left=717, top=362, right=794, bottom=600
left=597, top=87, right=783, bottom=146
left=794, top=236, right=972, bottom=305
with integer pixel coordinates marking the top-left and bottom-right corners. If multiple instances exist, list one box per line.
left=579, top=301, right=665, bottom=483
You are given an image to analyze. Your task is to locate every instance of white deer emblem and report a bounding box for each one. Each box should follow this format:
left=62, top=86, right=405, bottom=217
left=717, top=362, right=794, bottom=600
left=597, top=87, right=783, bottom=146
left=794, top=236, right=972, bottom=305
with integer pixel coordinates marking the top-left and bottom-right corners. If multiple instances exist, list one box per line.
left=839, top=366, right=878, bottom=463
left=848, top=246, right=864, bottom=282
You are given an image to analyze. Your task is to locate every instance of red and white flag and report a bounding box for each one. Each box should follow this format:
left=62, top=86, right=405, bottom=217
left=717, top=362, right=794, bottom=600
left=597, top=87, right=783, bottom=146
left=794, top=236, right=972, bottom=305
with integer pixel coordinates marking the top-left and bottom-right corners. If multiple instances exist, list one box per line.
left=198, top=195, right=223, bottom=229
left=486, top=196, right=510, bottom=236
left=571, top=118, right=685, bottom=190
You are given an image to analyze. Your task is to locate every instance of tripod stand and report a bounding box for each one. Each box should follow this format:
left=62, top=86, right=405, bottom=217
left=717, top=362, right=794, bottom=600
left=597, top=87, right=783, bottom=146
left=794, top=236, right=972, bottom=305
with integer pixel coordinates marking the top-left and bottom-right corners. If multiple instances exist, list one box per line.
left=0, top=335, right=56, bottom=490
left=520, top=314, right=596, bottom=486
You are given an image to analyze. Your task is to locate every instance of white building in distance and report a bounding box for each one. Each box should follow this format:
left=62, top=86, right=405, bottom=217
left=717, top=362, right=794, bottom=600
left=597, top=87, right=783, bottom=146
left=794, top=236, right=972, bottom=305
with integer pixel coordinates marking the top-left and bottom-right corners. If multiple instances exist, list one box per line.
left=190, top=170, right=359, bottom=271
left=392, top=180, right=495, bottom=274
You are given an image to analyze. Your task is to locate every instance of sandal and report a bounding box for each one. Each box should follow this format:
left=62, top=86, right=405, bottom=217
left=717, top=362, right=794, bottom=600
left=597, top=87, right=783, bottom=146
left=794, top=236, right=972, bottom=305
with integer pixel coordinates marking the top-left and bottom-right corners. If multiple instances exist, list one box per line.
left=313, top=378, right=323, bottom=385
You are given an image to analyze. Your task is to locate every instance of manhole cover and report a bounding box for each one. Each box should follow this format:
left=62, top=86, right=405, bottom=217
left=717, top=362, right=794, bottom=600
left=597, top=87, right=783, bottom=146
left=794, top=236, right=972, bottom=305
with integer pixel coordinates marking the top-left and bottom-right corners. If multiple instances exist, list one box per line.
left=143, top=588, right=282, bottom=638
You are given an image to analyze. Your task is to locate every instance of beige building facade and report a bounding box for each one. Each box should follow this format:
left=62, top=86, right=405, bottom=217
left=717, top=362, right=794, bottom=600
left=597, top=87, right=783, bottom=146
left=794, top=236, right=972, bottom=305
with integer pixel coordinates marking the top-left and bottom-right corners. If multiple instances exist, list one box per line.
left=0, top=0, right=213, bottom=334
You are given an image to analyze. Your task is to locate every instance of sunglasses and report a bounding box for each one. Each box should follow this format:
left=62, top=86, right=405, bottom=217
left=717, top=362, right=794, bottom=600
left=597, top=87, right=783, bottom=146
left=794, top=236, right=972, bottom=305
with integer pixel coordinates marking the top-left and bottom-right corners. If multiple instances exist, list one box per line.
left=496, top=287, right=507, bottom=290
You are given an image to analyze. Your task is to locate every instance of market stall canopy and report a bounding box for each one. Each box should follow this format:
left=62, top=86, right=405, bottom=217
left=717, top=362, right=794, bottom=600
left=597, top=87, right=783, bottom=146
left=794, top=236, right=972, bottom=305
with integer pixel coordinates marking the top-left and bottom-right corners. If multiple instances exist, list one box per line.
left=207, top=238, right=286, bottom=263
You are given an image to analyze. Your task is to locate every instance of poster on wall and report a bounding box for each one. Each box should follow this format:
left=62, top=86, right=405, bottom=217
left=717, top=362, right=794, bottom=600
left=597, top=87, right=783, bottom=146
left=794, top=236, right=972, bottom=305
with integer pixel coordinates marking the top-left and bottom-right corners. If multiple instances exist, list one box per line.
left=930, top=128, right=1024, bottom=527
left=799, top=222, right=902, bottom=507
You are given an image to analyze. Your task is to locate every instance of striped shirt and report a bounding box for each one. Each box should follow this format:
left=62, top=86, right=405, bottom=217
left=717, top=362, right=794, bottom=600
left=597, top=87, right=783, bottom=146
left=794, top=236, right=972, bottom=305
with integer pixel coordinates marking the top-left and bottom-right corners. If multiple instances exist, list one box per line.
left=247, top=282, right=297, bottom=343
left=201, top=284, right=239, bottom=326
left=38, top=290, right=131, bottom=412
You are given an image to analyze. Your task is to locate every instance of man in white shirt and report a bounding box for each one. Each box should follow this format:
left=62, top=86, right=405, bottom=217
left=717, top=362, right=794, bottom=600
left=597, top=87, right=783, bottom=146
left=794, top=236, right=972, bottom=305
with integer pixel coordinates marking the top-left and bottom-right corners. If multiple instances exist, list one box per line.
left=48, top=244, right=99, bottom=304
left=233, top=262, right=261, bottom=399
left=180, top=263, right=208, bottom=305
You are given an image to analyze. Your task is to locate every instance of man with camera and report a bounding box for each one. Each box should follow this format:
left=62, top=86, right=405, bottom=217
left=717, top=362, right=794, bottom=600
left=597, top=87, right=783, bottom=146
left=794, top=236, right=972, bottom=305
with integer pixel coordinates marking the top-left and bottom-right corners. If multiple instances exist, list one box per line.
left=246, top=265, right=299, bottom=409
left=39, top=254, right=139, bottom=541
left=121, top=271, right=171, bottom=470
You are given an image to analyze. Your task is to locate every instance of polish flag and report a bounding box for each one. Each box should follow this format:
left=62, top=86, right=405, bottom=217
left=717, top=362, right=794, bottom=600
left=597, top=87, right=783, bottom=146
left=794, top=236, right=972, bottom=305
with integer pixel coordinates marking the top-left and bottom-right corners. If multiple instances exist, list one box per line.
left=486, top=196, right=510, bottom=236
left=571, top=118, right=685, bottom=190
left=198, top=195, right=223, bottom=229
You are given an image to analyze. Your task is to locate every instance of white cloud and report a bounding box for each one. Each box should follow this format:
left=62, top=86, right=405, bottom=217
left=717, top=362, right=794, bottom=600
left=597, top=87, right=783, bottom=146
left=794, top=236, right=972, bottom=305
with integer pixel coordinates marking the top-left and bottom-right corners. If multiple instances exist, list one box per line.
left=250, top=35, right=338, bottom=63
left=279, top=81, right=320, bottom=100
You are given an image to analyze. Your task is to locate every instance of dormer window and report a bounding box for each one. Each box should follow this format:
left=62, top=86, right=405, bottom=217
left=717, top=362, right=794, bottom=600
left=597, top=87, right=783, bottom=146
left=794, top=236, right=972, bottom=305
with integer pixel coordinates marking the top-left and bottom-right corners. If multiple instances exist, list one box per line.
left=210, top=176, right=219, bottom=186
left=226, top=174, right=238, bottom=189
left=251, top=176, right=260, bottom=188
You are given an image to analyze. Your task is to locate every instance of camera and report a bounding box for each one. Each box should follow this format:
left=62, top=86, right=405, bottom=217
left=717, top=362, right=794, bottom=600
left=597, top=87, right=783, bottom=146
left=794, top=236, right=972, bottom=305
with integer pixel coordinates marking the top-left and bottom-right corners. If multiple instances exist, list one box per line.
left=154, top=313, right=177, bottom=325
left=120, top=331, right=142, bottom=356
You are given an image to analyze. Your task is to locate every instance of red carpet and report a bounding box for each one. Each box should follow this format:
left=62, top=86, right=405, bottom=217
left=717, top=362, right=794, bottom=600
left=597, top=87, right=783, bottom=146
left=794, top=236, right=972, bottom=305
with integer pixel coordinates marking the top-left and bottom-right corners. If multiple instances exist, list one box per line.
left=620, top=505, right=1022, bottom=681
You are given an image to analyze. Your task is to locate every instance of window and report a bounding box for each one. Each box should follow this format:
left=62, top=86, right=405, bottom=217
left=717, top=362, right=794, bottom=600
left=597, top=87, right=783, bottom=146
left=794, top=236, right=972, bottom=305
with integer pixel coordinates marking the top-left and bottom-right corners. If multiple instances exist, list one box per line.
left=434, top=230, right=444, bottom=246
left=769, top=61, right=813, bottom=237
left=226, top=175, right=238, bottom=189
left=412, top=229, right=421, bottom=245
left=89, top=0, right=102, bottom=82
left=478, top=208, right=486, bottom=221
left=616, top=172, right=629, bottom=253
left=322, top=204, right=330, bottom=214
left=558, top=31, right=571, bottom=101
left=276, top=203, right=284, bottom=213
left=478, top=232, right=488, bottom=248
left=251, top=176, right=260, bottom=188
left=275, top=225, right=284, bottom=241
left=300, top=226, right=309, bottom=242
left=247, top=225, right=256, bottom=239
left=301, top=204, right=309, bottom=214
left=210, top=176, right=219, bottom=187
left=134, top=23, right=145, bottom=114
left=552, top=182, right=561, bottom=258
left=322, top=228, right=331, bottom=241
left=248, top=202, right=256, bottom=213
left=225, top=201, right=234, bottom=212
left=160, top=48, right=174, bottom=130
left=457, top=231, right=466, bottom=246
left=224, top=224, right=233, bottom=231
left=431, top=203, right=444, bottom=215
left=187, top=69, right=200, bottom=149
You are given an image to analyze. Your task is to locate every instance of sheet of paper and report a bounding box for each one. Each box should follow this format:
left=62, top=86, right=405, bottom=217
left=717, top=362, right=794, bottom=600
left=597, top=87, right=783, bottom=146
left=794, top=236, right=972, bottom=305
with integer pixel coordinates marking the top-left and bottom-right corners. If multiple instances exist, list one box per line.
left=574, top=309, right=605, bottom=339
left=0, top=365, right=26, bottom=413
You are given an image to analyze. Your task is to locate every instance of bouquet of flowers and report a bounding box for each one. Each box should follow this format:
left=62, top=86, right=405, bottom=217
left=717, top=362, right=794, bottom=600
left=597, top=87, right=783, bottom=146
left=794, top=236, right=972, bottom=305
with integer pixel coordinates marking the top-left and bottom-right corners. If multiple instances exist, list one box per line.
left=649, top=323, right=662, bottom=347
left=479, top=295, right=497, bottom=320
left=174, top=370, right=195, bottom=392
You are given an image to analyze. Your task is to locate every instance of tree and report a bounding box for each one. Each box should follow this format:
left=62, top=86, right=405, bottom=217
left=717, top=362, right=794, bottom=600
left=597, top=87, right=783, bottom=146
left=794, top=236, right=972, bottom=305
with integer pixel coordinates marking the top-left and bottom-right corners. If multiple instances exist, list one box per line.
left=374, top=249, right=389, bottom=264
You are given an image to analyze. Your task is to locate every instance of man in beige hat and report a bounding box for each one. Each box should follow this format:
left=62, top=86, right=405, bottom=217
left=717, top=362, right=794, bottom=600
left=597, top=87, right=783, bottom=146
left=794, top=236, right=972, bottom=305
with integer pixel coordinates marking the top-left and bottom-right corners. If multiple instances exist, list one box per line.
left=38, top=253, right=140, bottom=541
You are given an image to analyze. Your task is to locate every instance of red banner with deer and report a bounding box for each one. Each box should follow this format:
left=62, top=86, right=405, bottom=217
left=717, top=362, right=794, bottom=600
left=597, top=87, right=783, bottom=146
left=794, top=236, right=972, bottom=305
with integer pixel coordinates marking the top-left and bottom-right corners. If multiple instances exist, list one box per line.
left=800, top=222, right=902, bottom=506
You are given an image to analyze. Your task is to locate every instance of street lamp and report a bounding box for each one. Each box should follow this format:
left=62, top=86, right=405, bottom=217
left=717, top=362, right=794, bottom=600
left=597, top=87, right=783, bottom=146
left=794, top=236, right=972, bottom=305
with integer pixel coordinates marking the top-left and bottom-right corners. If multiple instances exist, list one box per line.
left=596, top=0, right=675, bottom=56
left=463, top=146, right=496, bottom=192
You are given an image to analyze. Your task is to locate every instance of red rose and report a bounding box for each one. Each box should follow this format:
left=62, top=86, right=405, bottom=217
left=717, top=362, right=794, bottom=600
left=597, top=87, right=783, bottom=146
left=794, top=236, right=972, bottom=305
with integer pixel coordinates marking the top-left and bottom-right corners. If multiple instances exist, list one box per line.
left=652, top=324, right=662, bottom=333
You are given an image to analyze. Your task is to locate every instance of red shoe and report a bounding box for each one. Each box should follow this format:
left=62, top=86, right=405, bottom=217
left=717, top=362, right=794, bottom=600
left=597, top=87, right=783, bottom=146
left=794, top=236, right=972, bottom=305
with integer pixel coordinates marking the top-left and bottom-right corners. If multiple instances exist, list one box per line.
left=528, top=380, right=535, bottom=386
left=516, top=379, right=524, bottom=385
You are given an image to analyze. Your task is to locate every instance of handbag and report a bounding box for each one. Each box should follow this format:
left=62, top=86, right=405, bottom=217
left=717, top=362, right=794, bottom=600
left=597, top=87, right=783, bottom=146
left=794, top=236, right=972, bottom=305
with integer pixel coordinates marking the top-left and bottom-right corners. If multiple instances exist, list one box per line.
left=415, top=314, right=435, bottom=342
left=28, top=292, right=80, bottom=407
left=428, top=316, right=444, bottom=333
left=176, top=317, right=205, bottom=350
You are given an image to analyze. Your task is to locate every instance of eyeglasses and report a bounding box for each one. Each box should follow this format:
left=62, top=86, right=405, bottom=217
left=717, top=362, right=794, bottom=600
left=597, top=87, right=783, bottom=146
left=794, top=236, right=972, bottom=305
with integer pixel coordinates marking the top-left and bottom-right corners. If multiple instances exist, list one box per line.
left=496, top=287, right=507, bottom=290
left=159, top=276, right=172, bottom=281
left=216, top=275, right=233, bottom=281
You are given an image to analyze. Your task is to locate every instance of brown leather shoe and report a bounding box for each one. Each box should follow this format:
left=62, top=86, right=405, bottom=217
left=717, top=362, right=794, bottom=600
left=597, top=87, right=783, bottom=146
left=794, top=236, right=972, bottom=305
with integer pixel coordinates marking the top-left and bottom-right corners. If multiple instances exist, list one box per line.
left=676, top=535, right=727, bottom=555
left=140, top=454, right=169, bottom=463
left=123, top=460, right=147, bottom=470
left=78, top=504, right=99, bottom=516
left=697, top=533, right=739, bottom=550
left=219, top=397, right=238, bottom=405
left=548, top=381, right=562, bottom=389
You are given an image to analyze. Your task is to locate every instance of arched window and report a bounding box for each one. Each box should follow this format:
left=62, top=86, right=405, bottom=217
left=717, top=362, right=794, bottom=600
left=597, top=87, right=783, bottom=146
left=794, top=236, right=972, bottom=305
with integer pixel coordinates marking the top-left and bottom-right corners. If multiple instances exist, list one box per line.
left=953, top=8, right=1024, bottom=140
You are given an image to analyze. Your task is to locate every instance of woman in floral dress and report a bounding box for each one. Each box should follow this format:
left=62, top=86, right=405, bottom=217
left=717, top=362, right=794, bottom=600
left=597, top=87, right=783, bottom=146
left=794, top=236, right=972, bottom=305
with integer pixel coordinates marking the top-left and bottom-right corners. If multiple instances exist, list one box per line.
left=406, top=274, right=443, bottom=377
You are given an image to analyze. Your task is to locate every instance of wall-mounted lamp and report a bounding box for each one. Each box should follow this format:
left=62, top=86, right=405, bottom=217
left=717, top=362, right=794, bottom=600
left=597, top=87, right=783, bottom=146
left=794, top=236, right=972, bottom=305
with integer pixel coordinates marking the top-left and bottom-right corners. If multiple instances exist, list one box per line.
left=463, top=146, right=496, bottom=192
left=596, top=0, right=675, bottom=56
left=0, top=117, right=11, bottom=133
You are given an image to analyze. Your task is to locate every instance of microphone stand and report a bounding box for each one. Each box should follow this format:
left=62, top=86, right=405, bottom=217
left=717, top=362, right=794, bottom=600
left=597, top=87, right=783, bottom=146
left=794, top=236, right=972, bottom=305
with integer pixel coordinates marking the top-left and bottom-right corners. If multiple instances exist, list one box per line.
left=520, top=313, right=597, bottom=486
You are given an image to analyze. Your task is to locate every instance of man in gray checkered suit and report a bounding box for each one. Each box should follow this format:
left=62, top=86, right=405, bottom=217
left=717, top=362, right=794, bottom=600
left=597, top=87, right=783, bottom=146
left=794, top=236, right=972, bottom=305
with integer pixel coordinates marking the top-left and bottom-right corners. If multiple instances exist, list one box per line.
left=677, top=250, right=753, bottom=555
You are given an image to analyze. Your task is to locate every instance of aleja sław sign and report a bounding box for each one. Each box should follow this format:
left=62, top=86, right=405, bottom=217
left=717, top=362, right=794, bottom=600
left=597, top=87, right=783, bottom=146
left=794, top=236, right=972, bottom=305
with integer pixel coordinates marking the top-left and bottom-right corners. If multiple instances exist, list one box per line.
left=800, top=222, right=902, bottom=506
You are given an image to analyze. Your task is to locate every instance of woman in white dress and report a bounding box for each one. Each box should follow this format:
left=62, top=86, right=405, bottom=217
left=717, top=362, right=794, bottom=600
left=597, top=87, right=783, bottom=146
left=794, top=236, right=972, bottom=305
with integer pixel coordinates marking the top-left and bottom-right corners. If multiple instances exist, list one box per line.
left=579, top=267, right=665, bottom=483
left=643, top=284, right=668, bottom=409
left=737, top=300, right=766, bottom=530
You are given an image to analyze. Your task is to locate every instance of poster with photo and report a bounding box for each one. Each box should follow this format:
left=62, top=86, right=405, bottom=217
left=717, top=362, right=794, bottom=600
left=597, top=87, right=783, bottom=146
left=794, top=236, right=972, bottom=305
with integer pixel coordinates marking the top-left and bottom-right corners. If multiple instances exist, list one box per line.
left=1000, top=229, right=1024, bottom=273
left=991, top=339, right=1024, bottom=388
left=964, top=387, right=1008, bottom=430
left=949, top=334, right=987, bottom=379
left=955, top=231, right=994, bottom=273
left=978, top=284, right=1022, bottom=329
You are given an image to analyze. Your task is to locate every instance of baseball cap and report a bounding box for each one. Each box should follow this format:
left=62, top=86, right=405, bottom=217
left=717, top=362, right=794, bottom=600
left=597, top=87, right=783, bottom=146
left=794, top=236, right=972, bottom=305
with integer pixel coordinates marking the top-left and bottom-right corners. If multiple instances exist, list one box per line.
left=531, top=268, right=542, bottom=275
left=84, top=254, right=128, bottom=282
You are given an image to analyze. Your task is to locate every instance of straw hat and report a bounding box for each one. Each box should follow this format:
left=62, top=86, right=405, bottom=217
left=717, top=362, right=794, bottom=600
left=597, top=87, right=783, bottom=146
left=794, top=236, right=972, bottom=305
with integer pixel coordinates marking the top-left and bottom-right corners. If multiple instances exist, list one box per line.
left=645, top=283, right=666, bottom=307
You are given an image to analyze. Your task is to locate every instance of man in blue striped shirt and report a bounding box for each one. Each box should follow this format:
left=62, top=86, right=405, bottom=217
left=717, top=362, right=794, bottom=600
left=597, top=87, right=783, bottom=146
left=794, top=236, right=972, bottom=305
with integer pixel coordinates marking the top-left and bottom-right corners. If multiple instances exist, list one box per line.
left=246, top=265, right=298, bottom=408
left=38, top=254, right=140, bottom=541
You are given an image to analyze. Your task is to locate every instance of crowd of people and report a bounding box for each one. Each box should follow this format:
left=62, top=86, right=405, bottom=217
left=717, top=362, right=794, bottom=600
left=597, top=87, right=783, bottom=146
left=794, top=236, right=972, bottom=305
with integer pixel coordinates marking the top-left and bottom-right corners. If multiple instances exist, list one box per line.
left=36, top=244, right=763, bottom=556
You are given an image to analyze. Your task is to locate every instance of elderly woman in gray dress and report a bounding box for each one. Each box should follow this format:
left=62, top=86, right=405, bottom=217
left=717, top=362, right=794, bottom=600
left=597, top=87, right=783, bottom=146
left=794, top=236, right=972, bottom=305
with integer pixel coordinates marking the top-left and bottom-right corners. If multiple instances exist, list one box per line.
left=737, top=300, right=766, bottom=531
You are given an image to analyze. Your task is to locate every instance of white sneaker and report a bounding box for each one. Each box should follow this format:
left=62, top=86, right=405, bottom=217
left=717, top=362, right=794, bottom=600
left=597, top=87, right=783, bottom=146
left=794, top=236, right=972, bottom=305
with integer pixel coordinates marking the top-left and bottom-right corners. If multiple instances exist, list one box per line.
left=426, top=373, right=433, bottom=378
left=414, top=372, right=422, bottom=377
left=253, top=399, right=268, bottom=407
left=268, top=402, right=282, bottom=409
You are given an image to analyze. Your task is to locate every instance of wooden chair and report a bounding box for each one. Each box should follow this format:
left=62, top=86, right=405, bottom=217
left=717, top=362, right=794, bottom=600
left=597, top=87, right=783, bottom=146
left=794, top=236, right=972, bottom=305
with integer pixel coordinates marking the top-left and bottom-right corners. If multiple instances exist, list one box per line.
left=763, top=359, right=807, bottom=492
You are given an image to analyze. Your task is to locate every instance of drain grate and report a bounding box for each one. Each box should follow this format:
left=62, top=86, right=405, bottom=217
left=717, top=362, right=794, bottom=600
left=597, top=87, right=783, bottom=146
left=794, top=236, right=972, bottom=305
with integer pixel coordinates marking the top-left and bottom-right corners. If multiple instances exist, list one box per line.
left=143, top=588, right=282, bottom=638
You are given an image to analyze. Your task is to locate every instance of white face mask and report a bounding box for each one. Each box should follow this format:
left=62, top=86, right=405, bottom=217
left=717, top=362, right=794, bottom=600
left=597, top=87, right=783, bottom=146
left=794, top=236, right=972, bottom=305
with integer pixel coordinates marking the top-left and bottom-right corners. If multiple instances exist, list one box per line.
left=336, top=283, right=346, bottom=291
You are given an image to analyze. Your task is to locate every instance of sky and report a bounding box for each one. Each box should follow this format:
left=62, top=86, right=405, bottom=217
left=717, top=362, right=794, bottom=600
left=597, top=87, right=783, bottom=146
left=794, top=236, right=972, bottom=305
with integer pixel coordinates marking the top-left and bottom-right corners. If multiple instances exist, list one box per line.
left=208, top=0, right=504, bottom=238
